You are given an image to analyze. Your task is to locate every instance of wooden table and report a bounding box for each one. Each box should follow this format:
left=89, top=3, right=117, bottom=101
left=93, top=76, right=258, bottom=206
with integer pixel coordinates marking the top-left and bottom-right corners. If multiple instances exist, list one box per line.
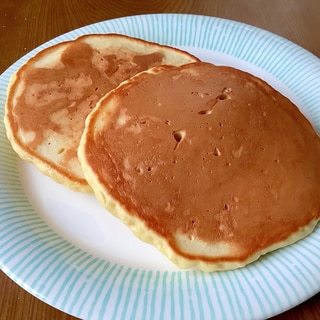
left=0, top=0, right=319, bottom=319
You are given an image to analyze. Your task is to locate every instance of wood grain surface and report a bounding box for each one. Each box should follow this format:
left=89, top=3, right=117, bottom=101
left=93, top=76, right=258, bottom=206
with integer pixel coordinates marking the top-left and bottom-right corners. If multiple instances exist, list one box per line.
left=0, top=0, right=319, bottom=319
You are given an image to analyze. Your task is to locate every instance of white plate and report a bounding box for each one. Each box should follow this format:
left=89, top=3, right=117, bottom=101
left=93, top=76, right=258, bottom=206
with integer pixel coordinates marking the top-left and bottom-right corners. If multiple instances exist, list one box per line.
left=1, top=14, right=319, bottom=320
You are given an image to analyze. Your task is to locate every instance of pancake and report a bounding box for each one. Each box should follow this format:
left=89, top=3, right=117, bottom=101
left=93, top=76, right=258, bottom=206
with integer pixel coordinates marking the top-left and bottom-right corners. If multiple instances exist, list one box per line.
left=4, top=34, right=199, bottom=192
left=78, top=62, right=320, bottom=271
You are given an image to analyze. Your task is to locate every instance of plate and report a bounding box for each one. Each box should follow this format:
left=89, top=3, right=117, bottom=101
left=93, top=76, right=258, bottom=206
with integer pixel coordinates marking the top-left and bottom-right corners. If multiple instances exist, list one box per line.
left=1, top=14, right=319, bottom=320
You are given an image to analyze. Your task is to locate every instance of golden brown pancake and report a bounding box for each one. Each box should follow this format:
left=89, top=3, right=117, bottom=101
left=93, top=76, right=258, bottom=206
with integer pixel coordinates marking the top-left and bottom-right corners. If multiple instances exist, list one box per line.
left=4, top=34, right=199, bottom=192
left=78, top=62, right=320, bottom=271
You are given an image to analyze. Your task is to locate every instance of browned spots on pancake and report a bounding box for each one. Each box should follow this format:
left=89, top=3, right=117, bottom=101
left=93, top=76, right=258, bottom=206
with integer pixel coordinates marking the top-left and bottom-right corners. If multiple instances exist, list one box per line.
left=11, top=40, right=165, bottom=168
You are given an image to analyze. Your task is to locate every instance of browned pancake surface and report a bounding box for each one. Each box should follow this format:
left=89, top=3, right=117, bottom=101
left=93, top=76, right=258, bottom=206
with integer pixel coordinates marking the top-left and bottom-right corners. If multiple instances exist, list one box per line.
left=4, top=34, right=198, bottom=191
left=79, top=62, right=320, bottom=271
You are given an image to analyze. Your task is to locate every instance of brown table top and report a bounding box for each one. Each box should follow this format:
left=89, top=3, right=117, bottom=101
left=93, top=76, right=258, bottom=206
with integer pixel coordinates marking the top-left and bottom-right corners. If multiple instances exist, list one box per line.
left=0, top=0, right=319, bottom=319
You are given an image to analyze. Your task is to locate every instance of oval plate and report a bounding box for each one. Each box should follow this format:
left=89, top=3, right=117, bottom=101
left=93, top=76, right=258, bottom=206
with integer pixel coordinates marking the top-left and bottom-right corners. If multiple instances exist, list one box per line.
left=1, top=14, right=319, bottom=320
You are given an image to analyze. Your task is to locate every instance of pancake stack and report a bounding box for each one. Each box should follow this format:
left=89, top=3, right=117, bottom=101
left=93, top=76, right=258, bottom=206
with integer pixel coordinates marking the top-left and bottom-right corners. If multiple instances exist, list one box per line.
left=4, top=35, right=320, bottom=271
